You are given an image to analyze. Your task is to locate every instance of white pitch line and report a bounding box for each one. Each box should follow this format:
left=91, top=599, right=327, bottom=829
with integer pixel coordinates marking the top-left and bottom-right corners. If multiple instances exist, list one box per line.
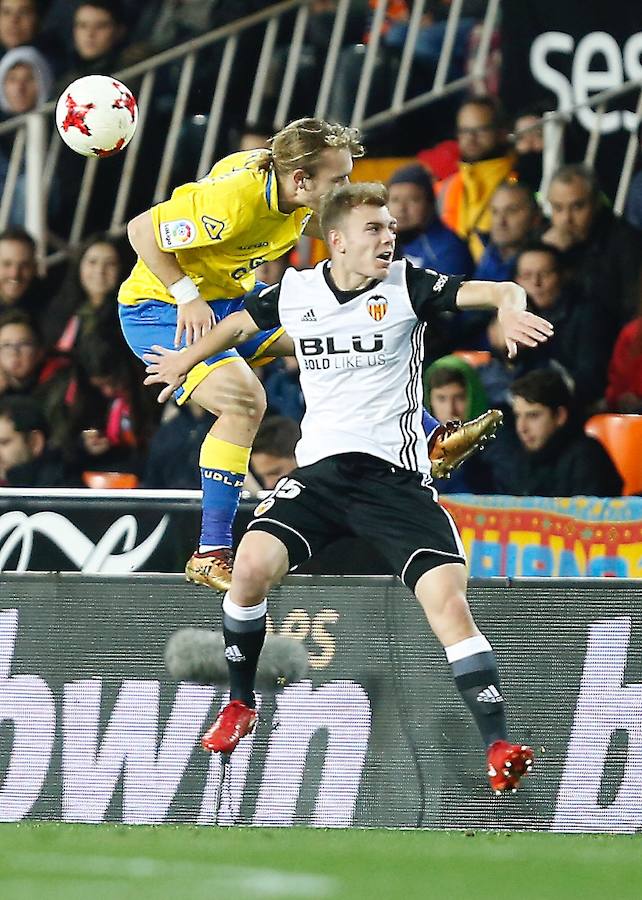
left=7, top=851, right=338, bottom=898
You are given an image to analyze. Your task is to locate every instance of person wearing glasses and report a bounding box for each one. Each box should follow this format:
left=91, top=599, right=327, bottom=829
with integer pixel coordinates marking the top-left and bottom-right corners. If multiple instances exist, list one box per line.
left=434, top=96, right=517, bottom=262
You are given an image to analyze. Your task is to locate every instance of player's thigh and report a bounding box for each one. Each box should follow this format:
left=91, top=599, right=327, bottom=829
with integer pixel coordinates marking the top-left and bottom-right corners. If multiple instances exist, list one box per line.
left=118, top=299, right=177, bottom=360
left=189, top=356, right=266, bottom=419
left=246, top=460, right=349, bottom=571
left=349, top=466, right=467, bottom=590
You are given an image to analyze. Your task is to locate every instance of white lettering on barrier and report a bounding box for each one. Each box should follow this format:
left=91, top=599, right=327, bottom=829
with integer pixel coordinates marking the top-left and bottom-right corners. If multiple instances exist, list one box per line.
left=553, top=616, right=642, bottom=833
left=253, top=679, right=371, bottom=827
left=530, top=31, right=642, bottom=134
left=0, top=610, right=372, bottom=825
left=0, top=511, right=170, bottom=573
left=62, top=679, right=214, bottom=824
left=0, top=609, right=56, bottom=822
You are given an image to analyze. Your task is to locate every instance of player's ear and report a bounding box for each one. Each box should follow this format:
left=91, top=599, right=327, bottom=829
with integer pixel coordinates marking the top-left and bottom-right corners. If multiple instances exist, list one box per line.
left=327, top=228, right=345, bottom=254
left=292, top=168, right=307, bottom=190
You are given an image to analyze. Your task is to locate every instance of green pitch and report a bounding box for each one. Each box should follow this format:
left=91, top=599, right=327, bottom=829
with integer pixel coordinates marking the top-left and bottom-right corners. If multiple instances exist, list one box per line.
left=1, top=822, right=640, bottom=900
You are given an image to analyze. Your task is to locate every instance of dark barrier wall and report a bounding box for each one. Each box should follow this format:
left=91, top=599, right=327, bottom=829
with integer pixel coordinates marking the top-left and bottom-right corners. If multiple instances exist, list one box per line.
left=1, top=574, right=641, bottom=832
left=2, top=491, right=642, bottom=577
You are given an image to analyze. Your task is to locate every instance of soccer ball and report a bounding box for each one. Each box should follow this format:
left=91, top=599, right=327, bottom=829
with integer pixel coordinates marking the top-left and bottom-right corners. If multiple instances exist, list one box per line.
left=55, top=75, right=138, bottom=158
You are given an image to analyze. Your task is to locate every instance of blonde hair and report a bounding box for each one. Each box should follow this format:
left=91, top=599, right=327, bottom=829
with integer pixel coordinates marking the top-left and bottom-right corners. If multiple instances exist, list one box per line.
left=319, top=182, right=388, bottom=239
left=253, top=118, right=364, bottom=175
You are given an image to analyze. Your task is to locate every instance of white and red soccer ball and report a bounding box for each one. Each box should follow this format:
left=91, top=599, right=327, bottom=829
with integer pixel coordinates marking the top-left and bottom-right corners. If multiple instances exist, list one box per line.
left=55, top=75, right=138, bottom=158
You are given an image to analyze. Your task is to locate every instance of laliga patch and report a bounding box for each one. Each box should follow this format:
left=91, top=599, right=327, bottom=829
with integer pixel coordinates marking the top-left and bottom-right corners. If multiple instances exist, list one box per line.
left=202, top=215, right=224, bottom=241
left=160, top=219, right=196, bottom=248
left=367, top=295, right=388, bottom=321
left=433, top=274, right=448, bottom=293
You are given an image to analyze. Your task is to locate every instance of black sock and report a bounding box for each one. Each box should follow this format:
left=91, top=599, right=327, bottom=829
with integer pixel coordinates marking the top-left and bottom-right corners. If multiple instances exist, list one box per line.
left=222, top=595, right=266, bottom=708
left=448, top=639, right=508, bottom=748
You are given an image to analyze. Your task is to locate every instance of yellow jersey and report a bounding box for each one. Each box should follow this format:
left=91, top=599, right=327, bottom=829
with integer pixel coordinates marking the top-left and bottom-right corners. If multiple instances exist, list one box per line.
left=118, top=150, right=312, bottom=306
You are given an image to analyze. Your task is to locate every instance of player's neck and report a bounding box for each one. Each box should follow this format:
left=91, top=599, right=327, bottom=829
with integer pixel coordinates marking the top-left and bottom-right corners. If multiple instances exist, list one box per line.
left=328, top=259, right=374, bottom=292
left=275, top=173, right=299, bottom=214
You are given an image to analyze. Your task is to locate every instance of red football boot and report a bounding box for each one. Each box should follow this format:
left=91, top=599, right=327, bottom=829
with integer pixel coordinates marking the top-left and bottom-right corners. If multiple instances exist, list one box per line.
left=201, top=700, right=257, bottom=754
left=487, top=740, right=534, bottom=794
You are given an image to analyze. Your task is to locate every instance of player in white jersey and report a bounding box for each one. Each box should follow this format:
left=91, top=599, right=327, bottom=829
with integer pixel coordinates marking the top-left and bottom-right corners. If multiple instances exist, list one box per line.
left=143, top=183, right=553, bottom=793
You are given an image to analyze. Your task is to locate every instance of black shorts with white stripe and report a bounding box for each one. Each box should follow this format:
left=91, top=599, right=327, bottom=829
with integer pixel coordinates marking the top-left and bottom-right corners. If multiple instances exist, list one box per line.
left=246, top=453, right=466, bottom=591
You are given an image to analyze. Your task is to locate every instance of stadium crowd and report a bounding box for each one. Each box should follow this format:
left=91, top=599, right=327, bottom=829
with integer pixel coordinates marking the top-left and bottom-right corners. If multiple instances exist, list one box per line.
left=0, top=0, right=639, bottom=497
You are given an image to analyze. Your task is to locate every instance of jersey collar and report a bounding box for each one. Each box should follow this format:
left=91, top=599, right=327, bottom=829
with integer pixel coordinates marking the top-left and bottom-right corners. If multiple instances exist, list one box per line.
left=323, top=261, right=380, bottom=305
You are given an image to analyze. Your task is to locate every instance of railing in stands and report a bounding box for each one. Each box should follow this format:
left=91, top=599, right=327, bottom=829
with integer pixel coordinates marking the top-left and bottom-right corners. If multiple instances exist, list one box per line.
left=0, top=0, right=640, bottom=266
left=0, top=0, right=500, bottom=265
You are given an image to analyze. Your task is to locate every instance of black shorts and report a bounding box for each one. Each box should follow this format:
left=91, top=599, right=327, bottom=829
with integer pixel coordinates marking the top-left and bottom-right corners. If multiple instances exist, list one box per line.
left=247, top=453, right=466, bottom=591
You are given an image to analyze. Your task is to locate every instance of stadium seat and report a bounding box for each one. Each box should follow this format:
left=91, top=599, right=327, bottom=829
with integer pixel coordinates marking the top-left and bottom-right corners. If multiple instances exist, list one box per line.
left=584, top=414, right=642, bottom=496
left=82, top=472, right=139, bottom=489
left=452, top=350, right=491, bottom=367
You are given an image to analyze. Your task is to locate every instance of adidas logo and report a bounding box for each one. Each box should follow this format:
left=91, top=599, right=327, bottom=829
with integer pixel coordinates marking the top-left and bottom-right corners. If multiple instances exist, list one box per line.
left=301, top=308, right=317, bottom=322
left=477, top=685, right=504, bottom=703
left=224, top=644, right=246, bottom=663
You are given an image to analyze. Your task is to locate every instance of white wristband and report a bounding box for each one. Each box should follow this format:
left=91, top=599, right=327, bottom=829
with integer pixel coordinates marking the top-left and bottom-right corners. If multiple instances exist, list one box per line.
left=168, top=275, right=200, bottom=306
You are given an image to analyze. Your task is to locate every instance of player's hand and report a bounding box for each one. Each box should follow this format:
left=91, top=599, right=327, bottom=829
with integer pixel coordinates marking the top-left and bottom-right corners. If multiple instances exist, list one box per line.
left=174, top=298, right=214, bottom=347
left=498, top=303, right=554, bottom=359
left=143, top=345, right=188, bottom=403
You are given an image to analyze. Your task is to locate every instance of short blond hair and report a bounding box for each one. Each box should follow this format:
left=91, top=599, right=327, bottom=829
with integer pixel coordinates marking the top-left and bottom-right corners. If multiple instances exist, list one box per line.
left=253, top=118, right=364, bottom=175
left=319, top=182, right=388, bottom=239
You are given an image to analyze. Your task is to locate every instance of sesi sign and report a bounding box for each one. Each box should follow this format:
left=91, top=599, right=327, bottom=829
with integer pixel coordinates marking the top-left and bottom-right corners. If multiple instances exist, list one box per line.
left=530, top=30, right=642, bottom=133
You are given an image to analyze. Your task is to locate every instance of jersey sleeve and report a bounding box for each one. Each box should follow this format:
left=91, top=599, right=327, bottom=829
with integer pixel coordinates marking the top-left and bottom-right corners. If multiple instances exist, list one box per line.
left=404, top=261, right=464, bottom=321
left=244, top=282, right=282, bottom=330
left=151, top=175, right=255, bottom=252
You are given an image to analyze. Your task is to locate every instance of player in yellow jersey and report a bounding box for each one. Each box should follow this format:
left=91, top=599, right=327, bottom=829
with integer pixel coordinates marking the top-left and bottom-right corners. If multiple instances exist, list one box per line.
left=118, top=119, right=364, bottom=591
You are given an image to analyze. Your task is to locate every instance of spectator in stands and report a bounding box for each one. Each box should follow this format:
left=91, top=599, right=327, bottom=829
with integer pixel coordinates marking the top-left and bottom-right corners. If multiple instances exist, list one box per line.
left=0, top=47, right=57, bottom=227
left=144, top=400, right=213, bottom=489
left=435, top=96, right=517, bottom=261
left=0, top=394, right=81, bottom=486
left=474, top=181, right=540, bottom=282
left=504, top=369, right=622, bottom=497
left=623, top=124, right=642, bottom=232
left=605, top=296, right=642, bottom=413
left=0, top=309, right=71, bottom=444
left=388, top=163, right=473, bottom=276
left=0, top=44, right=51, bottom=116
left=42, top=233, right=128, bottom=350
left=424, top=358, right=495, bottom=493
left=542, top=163, right=642, bottom=335
left=511, top=103, right=548, bottom=193
left=236, top=120, right=272, bottom=153
left=64, top=335, right=158, bottom=476
left=0, top=227, right=44, bottom=318
left=261, top=354, right=304, bottom=423
left=56, top=0, right=128, bottom=91
left=249, top=414, right=300, bottom=491
left=0, top=0, right=60, bottom=66
left=514, top=242, right=610, bottom=409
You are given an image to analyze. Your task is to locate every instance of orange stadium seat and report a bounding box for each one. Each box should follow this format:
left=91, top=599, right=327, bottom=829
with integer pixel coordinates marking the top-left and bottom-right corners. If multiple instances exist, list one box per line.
left=82, top=471, right=139, bottom=489
left=452, top=350, right=491, bottom=367
left=584, top=414, right=642, bottom=496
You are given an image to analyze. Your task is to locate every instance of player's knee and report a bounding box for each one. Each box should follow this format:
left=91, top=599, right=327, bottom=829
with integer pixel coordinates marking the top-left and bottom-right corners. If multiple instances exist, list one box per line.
left=233, top=535, right=284, bottom=598
left=226, top=377, right=267, bottom=424
left=426, top=586, right=469, bottom=623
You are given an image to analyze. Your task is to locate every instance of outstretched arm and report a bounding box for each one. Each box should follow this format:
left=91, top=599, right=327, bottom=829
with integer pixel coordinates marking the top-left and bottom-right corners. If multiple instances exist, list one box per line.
left=456, top=280, right=554, bottom=358
left=143, top=310, right=261, bottom=402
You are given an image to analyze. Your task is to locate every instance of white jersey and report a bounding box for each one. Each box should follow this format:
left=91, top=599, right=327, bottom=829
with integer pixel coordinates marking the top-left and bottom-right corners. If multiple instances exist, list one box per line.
left=245, top=259, right=463, bottom=474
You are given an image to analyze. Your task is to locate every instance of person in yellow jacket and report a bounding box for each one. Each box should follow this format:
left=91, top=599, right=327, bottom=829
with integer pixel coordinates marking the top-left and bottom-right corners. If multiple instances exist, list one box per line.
left=119, top=118, right=364, bottom=592
left=435, top=96, right=517, bottom=262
